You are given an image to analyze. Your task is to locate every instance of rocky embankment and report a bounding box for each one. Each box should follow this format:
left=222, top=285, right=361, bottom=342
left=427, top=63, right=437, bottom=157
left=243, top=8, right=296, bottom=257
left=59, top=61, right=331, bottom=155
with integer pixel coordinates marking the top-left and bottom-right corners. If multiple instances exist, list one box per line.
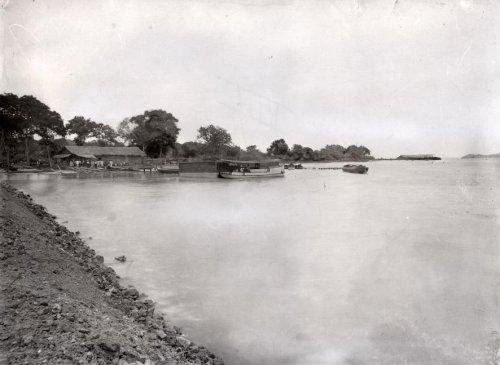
left=0, top=182, right=223, bottom=364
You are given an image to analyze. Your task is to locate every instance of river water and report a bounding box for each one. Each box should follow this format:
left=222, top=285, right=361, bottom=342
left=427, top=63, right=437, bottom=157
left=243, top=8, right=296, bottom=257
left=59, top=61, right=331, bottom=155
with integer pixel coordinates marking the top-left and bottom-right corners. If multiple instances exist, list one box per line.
left=3, top=159, right=499, bottom=364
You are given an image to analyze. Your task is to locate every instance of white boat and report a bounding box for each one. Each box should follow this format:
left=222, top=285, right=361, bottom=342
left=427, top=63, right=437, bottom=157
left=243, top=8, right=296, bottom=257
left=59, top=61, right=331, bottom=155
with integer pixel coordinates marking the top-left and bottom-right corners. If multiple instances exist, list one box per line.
left=217, top=160, right=284, bottom=179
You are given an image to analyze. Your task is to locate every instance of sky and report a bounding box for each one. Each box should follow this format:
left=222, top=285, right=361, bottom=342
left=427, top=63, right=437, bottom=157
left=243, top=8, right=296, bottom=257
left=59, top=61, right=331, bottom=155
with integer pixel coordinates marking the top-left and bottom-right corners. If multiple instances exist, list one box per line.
left=1, top=0, right=499, bottom=158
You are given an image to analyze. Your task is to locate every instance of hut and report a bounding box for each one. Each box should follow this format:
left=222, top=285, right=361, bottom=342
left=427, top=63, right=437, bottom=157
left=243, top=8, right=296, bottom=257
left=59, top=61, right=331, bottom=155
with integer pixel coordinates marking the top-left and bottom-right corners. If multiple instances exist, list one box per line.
left=53, top=146, right=146, bottom=167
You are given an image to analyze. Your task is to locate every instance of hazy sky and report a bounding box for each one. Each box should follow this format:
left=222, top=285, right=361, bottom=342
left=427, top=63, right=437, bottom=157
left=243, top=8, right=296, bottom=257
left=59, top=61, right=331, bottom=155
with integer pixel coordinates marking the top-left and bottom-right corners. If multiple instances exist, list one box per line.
left=1, top=0, right=499, bottom=157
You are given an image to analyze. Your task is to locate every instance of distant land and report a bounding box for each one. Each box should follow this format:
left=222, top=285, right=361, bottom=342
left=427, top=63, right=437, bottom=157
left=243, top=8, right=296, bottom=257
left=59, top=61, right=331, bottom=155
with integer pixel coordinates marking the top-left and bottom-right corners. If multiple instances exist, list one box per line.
left=396, top=154, right=441, bottom=161
left=462, top=153, right=500, bottom=159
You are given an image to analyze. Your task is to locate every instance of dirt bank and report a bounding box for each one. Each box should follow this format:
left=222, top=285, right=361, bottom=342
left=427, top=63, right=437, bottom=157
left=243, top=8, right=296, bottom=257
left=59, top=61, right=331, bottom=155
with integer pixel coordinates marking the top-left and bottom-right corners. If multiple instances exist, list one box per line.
left=0, top=182, right=223, bottom=364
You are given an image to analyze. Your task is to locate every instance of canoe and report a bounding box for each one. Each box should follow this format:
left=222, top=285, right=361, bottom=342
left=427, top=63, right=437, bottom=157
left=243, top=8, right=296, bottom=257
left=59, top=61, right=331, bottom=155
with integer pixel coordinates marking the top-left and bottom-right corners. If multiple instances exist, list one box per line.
left=342, top=164, right=369, bottom=174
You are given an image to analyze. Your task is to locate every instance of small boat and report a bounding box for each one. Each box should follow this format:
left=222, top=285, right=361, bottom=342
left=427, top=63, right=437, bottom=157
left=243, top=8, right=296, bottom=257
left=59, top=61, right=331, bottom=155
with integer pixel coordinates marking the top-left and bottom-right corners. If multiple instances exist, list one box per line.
left=217, top=160, right=285, bottom=179
left=284, top=164, right=295, bottom=170
left=219, top=169, right=285, bottom=179
left=294, top=163, right=304, bottom=169
left=342, top=164, right=369, bottom=174
left=59, top=170, right=77, bottom=176
left=157, top=164, right=179, bottom=174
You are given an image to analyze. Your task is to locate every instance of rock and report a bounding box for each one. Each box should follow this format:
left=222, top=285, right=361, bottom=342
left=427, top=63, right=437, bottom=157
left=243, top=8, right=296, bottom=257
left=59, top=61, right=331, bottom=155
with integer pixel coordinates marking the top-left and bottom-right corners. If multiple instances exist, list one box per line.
left=98, top=341, right=120, bottom=353
left=124, top=288, right=139, bottom=299
left=51, top=303, right=62, bottom=313
left=156, top=330, right=166, bottom=339
left=114, top=255, right=127, bottom=263
left=22, top=334, right=33, bottom=345
left=176, top=335, right=191, bottom=348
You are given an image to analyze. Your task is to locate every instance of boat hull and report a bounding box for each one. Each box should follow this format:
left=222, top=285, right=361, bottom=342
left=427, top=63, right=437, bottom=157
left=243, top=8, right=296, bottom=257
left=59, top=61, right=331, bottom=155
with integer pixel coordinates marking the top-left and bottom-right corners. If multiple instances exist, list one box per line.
left=342, top=165, right=369, bottom=174
left=219, top=171, right=285, bottom=179
left=157, top=167, right=179, bottom=174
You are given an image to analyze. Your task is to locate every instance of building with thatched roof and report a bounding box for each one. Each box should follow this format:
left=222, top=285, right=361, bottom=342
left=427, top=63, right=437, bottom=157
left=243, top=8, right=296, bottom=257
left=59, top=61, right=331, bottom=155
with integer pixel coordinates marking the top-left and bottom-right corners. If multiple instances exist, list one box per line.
left=54, top=146, right=146, bottom=166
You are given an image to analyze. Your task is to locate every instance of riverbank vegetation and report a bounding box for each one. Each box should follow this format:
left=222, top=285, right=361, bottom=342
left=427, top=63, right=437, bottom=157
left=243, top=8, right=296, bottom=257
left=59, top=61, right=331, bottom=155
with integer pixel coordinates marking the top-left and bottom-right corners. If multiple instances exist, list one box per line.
left=1, top=92, right=373, bottom=168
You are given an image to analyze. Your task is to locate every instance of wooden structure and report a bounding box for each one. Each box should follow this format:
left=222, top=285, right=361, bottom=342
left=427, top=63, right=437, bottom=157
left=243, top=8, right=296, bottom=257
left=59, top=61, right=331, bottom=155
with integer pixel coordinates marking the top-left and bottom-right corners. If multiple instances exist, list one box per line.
left=53, top=146, right=146, bottom=167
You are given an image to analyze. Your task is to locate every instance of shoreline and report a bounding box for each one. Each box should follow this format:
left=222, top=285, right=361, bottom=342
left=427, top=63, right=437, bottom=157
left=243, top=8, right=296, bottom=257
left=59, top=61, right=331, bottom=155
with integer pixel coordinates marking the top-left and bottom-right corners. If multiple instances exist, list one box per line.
left=0, top=182, right=223, bottom=364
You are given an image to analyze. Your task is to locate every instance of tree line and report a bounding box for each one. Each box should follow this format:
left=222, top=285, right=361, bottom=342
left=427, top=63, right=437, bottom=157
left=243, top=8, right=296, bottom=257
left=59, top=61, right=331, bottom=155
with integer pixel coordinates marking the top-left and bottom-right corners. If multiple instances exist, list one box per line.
left=0, top=93, right=372, bottom=167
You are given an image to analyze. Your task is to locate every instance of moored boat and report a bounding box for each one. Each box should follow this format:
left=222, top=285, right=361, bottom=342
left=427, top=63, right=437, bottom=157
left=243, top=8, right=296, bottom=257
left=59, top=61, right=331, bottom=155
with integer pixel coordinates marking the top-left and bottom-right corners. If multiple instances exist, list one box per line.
left=342, top=164, right=369, bottom=174
left=217, top=160, right=285, bottom=179
left=157, top=164, right=179, bottom=174
left=59, top=169, right=77, bottom=176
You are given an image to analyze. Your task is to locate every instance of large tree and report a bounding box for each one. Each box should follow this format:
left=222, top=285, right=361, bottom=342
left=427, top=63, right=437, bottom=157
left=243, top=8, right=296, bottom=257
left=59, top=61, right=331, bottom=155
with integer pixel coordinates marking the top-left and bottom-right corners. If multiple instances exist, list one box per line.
left=118, top=109, right=180, bottom=157
left=0, top=94, right=24, bottom=165
left=66, top=116, right=96, bottom=145
left=240, top=145, right=266, bottom=161
left=267, top=138, right=289, bottom=157
left=178, top=141, right=204, bottom=158
left=319, top=144, right=346, bottom=160
left=344, top=145, right=371, bottom=160
left=91, top=123, right=118, bottom=146
left=0, top=93, right=65, bottom=165
left=290, top=144, right=304, bottom=160
left=197, top=124, right=232, bottom=157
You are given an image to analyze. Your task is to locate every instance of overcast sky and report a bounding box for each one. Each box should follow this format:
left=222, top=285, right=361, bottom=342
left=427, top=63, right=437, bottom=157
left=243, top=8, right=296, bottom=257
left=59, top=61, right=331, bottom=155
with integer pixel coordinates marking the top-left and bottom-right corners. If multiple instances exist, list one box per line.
left=2, top=0, right=499, bottom=157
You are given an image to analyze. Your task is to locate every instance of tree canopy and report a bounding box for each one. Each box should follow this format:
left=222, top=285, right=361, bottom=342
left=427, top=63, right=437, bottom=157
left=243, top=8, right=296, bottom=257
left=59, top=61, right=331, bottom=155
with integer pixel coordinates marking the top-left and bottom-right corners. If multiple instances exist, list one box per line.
left=267, top=138, right=289, bottom=156
left=0, top=93, right=65, bottom=164
left=197, top=124, right=232, bottom=157
left=118, top=109, right=180, bottom=157
left=66, top=116, right=96, bottom=145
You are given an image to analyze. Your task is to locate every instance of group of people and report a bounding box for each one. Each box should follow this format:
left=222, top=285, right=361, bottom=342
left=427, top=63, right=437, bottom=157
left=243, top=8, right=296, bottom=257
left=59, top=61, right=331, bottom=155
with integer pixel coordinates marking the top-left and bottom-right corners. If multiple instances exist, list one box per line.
left=67, top=160, right=127, bottom=168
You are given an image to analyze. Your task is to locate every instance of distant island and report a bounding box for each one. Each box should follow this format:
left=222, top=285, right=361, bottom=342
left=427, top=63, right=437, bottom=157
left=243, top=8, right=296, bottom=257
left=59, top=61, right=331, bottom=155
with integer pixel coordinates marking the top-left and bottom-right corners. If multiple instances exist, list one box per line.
left=396, top=154, right=441, bottom=161
left=461, top=153, right=500, bottom=159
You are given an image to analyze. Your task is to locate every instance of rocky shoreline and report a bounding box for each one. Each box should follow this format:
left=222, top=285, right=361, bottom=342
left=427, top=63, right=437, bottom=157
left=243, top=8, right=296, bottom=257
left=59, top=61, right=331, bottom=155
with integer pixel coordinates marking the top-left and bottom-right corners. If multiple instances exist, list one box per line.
left=0, top=182, right=223, bottom=364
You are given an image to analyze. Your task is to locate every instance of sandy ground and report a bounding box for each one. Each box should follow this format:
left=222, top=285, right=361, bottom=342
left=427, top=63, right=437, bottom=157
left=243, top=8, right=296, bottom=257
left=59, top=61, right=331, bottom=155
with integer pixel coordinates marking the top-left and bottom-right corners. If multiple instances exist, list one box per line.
left=0, top=182, right=223, bottom=365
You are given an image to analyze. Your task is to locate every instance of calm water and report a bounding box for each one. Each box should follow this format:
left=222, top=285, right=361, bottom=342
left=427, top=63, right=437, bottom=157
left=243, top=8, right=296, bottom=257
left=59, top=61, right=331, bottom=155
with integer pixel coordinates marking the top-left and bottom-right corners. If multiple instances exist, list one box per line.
left=3, top=160, right=499, bottom=364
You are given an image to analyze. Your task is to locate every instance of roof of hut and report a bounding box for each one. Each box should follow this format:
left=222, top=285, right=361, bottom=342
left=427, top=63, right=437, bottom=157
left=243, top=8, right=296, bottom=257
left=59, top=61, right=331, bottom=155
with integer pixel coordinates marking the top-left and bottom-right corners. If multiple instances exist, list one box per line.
left=64, top=146, right=146, bottom=157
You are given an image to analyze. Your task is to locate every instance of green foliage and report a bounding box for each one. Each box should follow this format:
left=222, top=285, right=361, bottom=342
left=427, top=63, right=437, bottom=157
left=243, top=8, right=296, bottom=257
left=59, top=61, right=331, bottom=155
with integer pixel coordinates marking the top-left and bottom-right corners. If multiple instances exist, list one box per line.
left=118, top=109, right=180, bottom=157
left=67, top=117, right=118, bottom=146
left=177, top=141, right=204, bottom=158
left=267, top=138, right=289, bottom=156
left=91, top=123, right=118, bottom=146
left=0, top=93, right=65, bottom=165
left=239, top=145, right=266, bottom=161
left=66, top=116, right=94, bottom=145
left=225, top=145, right=242, bottom=159
left=1, top=92, right=374, bottom=165
left=319, top=144, right=345, bottom=160
left=197, top=124, right=232, bottom=157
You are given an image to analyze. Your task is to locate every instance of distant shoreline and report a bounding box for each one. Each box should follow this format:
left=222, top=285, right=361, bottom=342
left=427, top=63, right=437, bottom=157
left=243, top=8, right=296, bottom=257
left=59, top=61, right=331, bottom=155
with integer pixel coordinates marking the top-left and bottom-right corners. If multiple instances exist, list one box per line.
left=461, top=153, right=500, bottom=159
